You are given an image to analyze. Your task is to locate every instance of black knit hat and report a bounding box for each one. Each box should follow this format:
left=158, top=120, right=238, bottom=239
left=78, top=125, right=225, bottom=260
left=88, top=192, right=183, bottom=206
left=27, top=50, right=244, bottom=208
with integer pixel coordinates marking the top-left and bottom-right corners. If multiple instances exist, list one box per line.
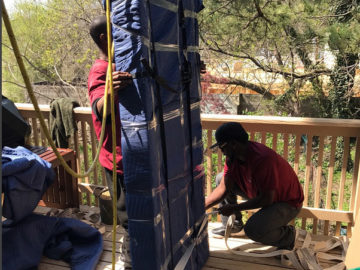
left=210, top=122, right=249, bottom=149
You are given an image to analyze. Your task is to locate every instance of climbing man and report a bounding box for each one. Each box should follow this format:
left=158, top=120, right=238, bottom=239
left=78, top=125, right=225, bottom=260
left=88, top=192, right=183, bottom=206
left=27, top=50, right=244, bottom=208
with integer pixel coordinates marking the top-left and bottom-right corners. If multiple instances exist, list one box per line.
left=205, top=122, right=304, bottom=250
left=88, top=16, right=133, bottom=268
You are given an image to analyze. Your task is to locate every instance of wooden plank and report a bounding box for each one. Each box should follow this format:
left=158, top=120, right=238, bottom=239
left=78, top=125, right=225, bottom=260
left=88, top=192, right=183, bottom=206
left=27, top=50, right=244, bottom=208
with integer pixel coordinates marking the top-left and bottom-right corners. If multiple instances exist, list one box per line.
left=101, top=167, right=107, bottom=186
left=272, top=133, right=277, bottom=151
left=39, top=118, right=47, bottom=146
left=81, top=121, right=91, bottom=205
left=301, top=217, right=307, bottom=230
left=40, top=258, right=69, bottom=268
left=250, top=131, right=255, bottom=141
left=53, top=166, right=61, bottom=205
left=261, top=132, right=266, bottom=145
left=206, top=129, right=213, bottom=219
left=96, top=261, right=127, bottom=270
left=32, top=118, right=40, bottom=145
left=304, top=135, right=313, bottom=206
left=326, top=136, right=337, bottom=209
left=201, top=114, right=360, bottom=137
left=298, top=207, right=353, bottom=223
left=207, top=250, right=289, bottom=269
left=354, top=153, right=360, bottom=220
left=58, top=165, right=67, bottom=208
left=294, top=134, right=301, bottom=175
left=47, top=167, right=57, bottom=204
left=323, top=220, right=330, bottom=236
left=90, top=125, right=99, bottom=186
left=313, top=218, right=318, bottom=235
left=314, top=136, right=325, bottom=208
left=90, top=125, right=99, bottom=206
left=38, top=263, right=69, bottom=270
left=205, top=256, right=288, bottom=270
left=338, top=137, right=350, bottom=210
left=346, top=222, right=352, bottom=238
left=217, top=148, right=223, bottom=174
left=350, top=137, right=360, bottom=211
left=73, top=129, right=83, bottom=205
left=69, top=156, right=79, bottom=207
left=206, top=129, right=213, bottom=198
left=282, top=133, right=289, bottom=160
left=345, top=213, right=360, bottom=269
left=335, top=222, right=341, bottom=236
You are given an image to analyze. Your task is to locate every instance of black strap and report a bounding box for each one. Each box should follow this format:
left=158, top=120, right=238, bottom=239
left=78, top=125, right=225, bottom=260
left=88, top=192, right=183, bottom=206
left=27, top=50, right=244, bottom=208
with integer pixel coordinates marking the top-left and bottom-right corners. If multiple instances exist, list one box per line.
left=140, top=58, right=178, bottom=94
left=178, top=0, right=195, bottom=213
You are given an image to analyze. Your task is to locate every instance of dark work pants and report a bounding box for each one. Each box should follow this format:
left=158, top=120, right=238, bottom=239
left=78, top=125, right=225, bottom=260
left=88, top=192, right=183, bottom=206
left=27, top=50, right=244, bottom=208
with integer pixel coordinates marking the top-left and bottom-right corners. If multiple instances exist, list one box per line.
left=104, top=168, right=128, bottom=229
left=104, top=169, right=131, bottom=266
left=215, top=172, right=301, bottom=249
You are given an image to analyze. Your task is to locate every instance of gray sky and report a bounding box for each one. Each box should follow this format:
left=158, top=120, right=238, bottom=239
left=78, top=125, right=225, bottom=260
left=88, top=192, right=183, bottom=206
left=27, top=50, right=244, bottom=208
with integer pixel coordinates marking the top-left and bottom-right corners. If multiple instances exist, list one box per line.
left=3, top=0, right=16, bottom=13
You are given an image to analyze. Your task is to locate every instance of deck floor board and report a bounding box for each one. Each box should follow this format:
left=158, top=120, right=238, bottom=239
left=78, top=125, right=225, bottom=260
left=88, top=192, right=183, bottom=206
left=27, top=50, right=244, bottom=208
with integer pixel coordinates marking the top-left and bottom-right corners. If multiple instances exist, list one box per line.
left=37, top=221, right=296, bottom=270
left=35, top=208, right=342, bottom=270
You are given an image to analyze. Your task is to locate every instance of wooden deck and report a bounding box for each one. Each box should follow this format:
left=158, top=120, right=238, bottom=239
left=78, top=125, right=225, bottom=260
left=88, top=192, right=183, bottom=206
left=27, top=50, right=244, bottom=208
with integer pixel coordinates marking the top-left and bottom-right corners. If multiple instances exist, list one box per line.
left=37, top=217, right=342, bottom=270
left=16, top=203, right=341, bottom=270
left=38, top=221, right=290, bottom=270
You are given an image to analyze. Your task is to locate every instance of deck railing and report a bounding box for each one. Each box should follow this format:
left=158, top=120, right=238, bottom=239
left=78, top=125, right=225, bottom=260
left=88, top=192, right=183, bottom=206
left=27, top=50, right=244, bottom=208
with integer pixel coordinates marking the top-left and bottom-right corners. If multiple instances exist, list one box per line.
left=16, top=103, right=360, bottom=237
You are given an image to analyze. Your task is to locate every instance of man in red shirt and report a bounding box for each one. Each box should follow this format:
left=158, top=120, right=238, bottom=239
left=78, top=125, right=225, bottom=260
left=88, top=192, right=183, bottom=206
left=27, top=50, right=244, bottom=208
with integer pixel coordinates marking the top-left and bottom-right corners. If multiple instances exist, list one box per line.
left=88, top=16, right=132, bottom=268
left=205, top=122, right=304, bottom=250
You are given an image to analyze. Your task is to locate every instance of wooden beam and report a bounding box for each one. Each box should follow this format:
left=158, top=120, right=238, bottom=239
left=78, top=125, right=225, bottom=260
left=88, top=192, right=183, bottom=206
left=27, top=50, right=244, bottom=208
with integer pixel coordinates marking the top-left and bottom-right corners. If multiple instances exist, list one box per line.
left=298, top=207, right=353, bottom=223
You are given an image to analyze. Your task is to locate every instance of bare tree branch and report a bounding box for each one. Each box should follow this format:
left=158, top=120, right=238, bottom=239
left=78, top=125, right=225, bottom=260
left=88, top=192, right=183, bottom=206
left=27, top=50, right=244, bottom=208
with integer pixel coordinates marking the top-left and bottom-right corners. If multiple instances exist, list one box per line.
left=204, top=42, right=332, bottom=79
left=2, top=80, right=26, bottom=89
left=201, top=74, right=275, bottom=100
left=53, top=66, right=85, bottom=106
left=2, top=42, right=54, bottom=79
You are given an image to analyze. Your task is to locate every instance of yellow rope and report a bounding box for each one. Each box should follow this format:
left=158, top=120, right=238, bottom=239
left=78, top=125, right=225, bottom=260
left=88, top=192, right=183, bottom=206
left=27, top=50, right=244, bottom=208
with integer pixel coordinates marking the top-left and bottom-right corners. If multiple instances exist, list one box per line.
left=1, top=0, right=113, bottom=179
left=104, top=1, right=119, bottom=269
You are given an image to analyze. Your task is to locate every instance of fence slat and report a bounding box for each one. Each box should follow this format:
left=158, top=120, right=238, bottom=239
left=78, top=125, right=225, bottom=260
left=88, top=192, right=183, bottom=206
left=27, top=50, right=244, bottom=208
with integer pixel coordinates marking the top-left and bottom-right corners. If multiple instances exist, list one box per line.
left=250, top=131, right=255, bottom=141
left=338, top=137, right=350, bottom=210
left=32, top=118, right=40, bottom=146
left=283, top=133, right=289, bottom=160
left=301, top=218, right=307, bottom=230
left=217, top=148, right=223, bottom=174
left=304, top=135, right=313, bottom=207
left=73, top=127, right=82, bottom=205
left=81, top=121, right=91, bottom=205
left=314, top=136, right=325, bottom=208
left=324, top=220, right=329, bottom=235
left=101, top=167, right=107, bottom=186
left=312, top=218, right=318, bottom=234
left=261, top=132, right=266, bottom=145
left=272, top=133, right=277, bottom=151
left=90, top=124, right=99, bottom=206
left=350, top=137, right=360, bottom=211
left=206, top=130, right=213, bottom=219
left=326, top=136, right=337, bottom=209
left=206, top=130, right=213, bottom=198
left=294, top=134, right=301, bottom=175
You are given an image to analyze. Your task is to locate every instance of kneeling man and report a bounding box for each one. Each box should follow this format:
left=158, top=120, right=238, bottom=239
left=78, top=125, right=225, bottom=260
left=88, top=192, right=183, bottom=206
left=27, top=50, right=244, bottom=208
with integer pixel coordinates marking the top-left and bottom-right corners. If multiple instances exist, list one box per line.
left=206, top=122, right=304, bottom=250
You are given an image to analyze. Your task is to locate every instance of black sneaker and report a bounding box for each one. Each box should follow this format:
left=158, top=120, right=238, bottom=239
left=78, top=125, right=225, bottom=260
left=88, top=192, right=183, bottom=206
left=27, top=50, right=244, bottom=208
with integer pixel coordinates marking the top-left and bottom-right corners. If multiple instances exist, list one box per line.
left=211, top=221, right=244, bottom=237
left=276, top=226, right=295, bottom=252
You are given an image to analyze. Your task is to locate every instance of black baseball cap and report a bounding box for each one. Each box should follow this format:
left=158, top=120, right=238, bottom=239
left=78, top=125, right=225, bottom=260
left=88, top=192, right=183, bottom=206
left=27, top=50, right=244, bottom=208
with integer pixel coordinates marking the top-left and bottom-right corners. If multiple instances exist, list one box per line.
left=210, top=122, right=249, bottom=149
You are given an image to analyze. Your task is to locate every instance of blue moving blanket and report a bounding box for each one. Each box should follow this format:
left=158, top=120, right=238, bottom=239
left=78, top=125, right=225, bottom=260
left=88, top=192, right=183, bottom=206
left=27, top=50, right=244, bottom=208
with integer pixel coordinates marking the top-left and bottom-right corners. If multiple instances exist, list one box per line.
left=108, top=0, right=209, bottom=269
left=2, top=146, right=55, bottom=222
left=3, top=214, right=103, bottom=270
left=2, top=146, right=103, bottom=270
